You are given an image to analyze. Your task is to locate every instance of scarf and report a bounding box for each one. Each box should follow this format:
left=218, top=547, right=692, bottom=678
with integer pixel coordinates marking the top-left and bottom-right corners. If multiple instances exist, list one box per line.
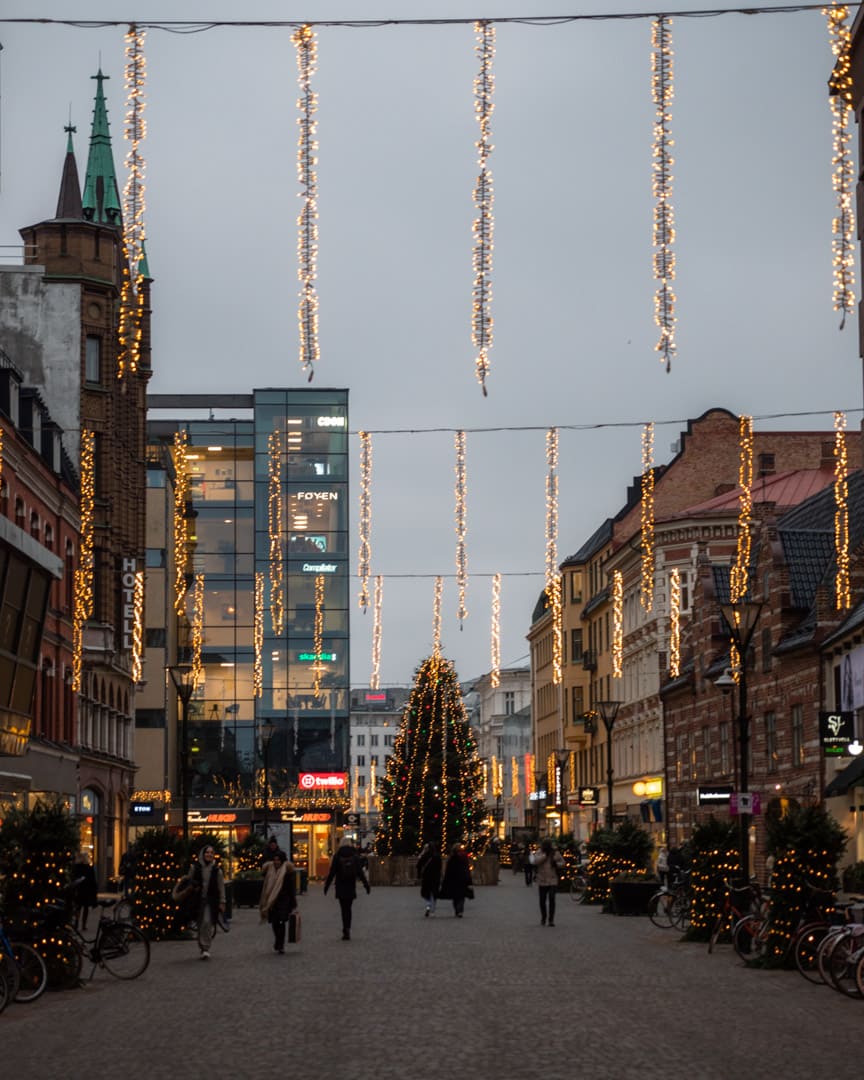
left=259, top=861, right=288, bottom=920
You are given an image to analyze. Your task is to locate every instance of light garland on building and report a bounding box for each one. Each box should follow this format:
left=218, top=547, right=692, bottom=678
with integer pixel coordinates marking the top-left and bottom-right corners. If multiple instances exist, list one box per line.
left=370, top=575, right=383, bottom=689
left=612, top=569, right=624, bottom=678
left=834, top=410, right=851, bottom=609
left=131, top=568, right=145, bottom=683
left=826, top=3, right=856, bottom=326
left=313, top=573, right=325, bottom=694
left=455, top=430, right=468, bottom=626
left=651, top=15, right=676, bottom=371
left=511, top=755, right=519, bottom=798
left=191, top=572, right=205, bottom=688
left=172, top=430, right=189, bottom=617
left=433, top=575, right=443, bottom=656
left=545, top=427, right=562, bottom=683
left=117, top=24, right=147, bottom=378
left=728, top=414, right=753, bottom=677
left=669, top=565, right=681, bottom=678
left=641, top=422, right=655, bottom=610
left=253, top=571, right=264, bottom=698
left=268, top=431, right=284, bottom=635
left=72, top=429, right=95, bottom=691
left=293, top=24, right=320, bottom=381
left=490, top=572, right=501, bottom=688
left=358, top=431, right=372, bottom=610
left=472, top=20, right=495, bottom=395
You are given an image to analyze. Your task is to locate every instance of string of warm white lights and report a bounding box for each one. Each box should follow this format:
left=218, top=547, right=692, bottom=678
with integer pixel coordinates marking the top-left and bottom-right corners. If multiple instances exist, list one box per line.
left=131, top=568, right=144, bottom=683
left=268, top=431, right=285, bottom=635
left=511, top=756, right=519, bottom=798
left=834, top=410, right=851, bottom=609
left=313, top=573, right=325, bottom=693
left=826, top=3, right=855, bottom=326
left=669, top=565, right=681, bottom=678
left=545, top=428, right=563, bottom=683
left=471, top=20, right=495, bottom=395
left=370, top=575, right=383, bottom=689
left=172, top=430, right=189, bottom=617
left=454, top=430, right=469, bottom=626
left=651, top=16, right=676, bottom=371
left=253, top=571, right=264, bottom=698
left=191, top=571, right=205, bottom=687
left=729, top=413, right=753, bottom=604
left=641, top=422, right=655, bottom=609
left=293, top=24, right=320, bottom=381
left=117, top=23, right=147, bottom=378
left=72, top=428, right=95, bottom=692
left=490, top=572, right=501, bottom=688
left=612, top=569, right=624, bottom=678
left=358, top=431, right=372, bottom=610
left=433, top=575, right=443, bottom=655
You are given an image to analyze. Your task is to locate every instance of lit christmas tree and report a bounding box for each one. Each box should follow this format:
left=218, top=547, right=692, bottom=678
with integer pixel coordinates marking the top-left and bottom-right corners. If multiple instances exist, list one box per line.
left=375, top=654, right=485, bottom=856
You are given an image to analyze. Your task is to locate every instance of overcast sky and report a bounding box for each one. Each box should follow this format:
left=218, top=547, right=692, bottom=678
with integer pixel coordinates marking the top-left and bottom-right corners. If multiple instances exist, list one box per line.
left=1, top=2, right=861, bottom=688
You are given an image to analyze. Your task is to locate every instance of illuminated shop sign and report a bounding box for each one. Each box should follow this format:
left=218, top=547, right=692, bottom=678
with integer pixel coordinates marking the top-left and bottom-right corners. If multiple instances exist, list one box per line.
left=697, top=785, right=733, bottom=806
left=364, top=692, right=387, bottom=703
left=297, top=652, right=337, bottom=662
left=296, top=491, right=339, bottom=501
left=120, top=556, right=138, bottom=650
left=302, top=562, right=338, bottom=574
left=820, top=711, right=856, bottom=756
left=188, top=811, right=238, bottom=824
left=632, top=778, right=663, bottom=797
left=298, top=772, right=347, bottom=790
left=317, top=416, right=346, bottom=428
left=130, top=802, right=155, bottom=815
left=577, top=786, right=601, bottom=806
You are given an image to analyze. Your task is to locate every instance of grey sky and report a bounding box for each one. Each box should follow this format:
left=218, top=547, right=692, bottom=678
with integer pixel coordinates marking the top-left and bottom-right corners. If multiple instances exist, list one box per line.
left=0, top=2, right=860, bottom=687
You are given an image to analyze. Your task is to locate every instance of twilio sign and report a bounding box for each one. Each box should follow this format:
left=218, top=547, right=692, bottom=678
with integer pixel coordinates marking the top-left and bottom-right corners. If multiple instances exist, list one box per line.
left=298, top=772, right=347, bottom=790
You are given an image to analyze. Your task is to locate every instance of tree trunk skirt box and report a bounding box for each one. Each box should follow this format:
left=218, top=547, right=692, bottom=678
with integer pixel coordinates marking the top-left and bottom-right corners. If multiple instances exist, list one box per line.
left=231, top=877, right=264, bottom=907
left=609, top=880, right=656, bottom=915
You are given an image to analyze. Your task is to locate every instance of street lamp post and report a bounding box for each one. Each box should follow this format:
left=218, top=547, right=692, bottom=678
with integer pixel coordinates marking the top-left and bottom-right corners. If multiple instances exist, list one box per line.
left=168, top=662, right=196, bottom=844
left=596, top=701, right=622, bottom=830
left=719, top=598, right=763, bottom=885
left=260, top=722, right=276, bottom=839
left=555, top=748, right=570, bottom=837
left=534, top=770, right=546, bottom=837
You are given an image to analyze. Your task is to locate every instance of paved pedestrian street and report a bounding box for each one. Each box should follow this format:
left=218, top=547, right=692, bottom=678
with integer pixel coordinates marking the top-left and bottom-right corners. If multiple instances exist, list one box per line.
left=2, top=872, right=860, bottom=1080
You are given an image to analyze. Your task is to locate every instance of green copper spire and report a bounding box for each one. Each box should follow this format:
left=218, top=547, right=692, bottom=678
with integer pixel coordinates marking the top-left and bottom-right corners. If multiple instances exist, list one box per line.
left=81, top=70, right=122, bottom=226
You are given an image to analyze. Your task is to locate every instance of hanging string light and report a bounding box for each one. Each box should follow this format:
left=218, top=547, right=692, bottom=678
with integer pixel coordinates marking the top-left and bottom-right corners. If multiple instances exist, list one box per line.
left=825, top=3, right=855, bottom=326
left=293, top=24, right=320, bottom=381
left=612, top=569, right=624, bottom=678
left=641, top=422, right=655, bottom=610
left=72, top=429, right=95, bottom=692
left=358, top=431, right=372, bottom=610
left=253, top=571, right=264, bottom=698
left=172, top=430, right=189, bottom=617
left=545, top=428, right=562, bottom=684
left=131, top=568, right=145, bottom=683
left=651, top=15, right=676, bottom=371
left=669, top=566, right=681, bottom=678
left=117, top=24, right=147, bottom=378
left=268, top=431, right=284, bottom=635
left=471, top=19, right=495, bottom=395
left=313, top=574, right=325, bottom=694
left=834, top=410, right=851, bottom=609
left=490, top=572, right=501, bottom=688
left=433, top=576, right=443, bottom=656
left=454, top=430, right=468, bottom=627
left=370, top=575, right=383, bottom=690
left=729, top=414, right=753, bottom=677
left=511, top=755, right=519, bottom=798
left=191, top=572, right=205, bottom=688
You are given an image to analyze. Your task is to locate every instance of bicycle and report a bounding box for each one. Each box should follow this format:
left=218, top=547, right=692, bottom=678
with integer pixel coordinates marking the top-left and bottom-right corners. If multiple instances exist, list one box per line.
left=649, top=870, right=691, bottom=930
left=734, top=880, right=848, bottom=968
left=708, top=879, right=766, bottom=954
left=32, top=898, right=150, bottom=989
left=569, top=864, right=589, bottom=903
left=0, top=913, right=48, bottom=1004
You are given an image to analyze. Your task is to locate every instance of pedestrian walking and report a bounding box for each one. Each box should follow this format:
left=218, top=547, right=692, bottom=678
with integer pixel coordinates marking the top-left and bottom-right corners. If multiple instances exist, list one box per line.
left=259, top=848, right=297, bottom=954
left=530, top=839, right=564, bottom=926
left=416, top=841, right=442, bottom=917
left=655, top=846, right=669, bottom=888
left=118, top=844, right=138, bottom=899
left=524, top=844, right=536, bottom=886
left=439, top=842, right=473, bottom=918
left=71, top=850, right=98, bottom=931
left=323, top=838, right=370, bottom=940
left=261, top=835, right=281, bottom=866
left=191, top=844, right=226, bottom=959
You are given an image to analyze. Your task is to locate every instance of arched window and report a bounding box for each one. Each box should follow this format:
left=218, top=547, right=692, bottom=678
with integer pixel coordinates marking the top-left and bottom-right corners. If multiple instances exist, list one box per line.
left=0, top=479, right=8, bottom=517
left=44, top=524, right=54, bottom=551
left=64, top=540, right=75, bottom=613
left=30, top=511, right=40, bottom=540
left=15, top=497, right=25, bottom=529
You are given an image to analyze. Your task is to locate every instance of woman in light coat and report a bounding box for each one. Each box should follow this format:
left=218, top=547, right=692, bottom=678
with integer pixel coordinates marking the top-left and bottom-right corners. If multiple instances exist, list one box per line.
left=530, top=839, right=564, bottom=926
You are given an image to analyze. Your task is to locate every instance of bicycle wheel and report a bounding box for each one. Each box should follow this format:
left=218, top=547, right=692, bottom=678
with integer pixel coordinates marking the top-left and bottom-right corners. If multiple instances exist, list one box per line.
left=0, top=951, right=20, bottom=1004
left=817, top=928, right=848, bottom=988
left=670, top=891, right=691, bottom=931
left=11, top=943, right=47, bottom=1002
left=708, top=913, right=728, bottom=954
left=794, top=922, right=832, bottom=984
left=569, top=876, right=587, bottom=904
left=38, top=931, right=83, bottom=991
left=648, top=891, right=675, bottom=928
left=826, top=931, right=864, bottom=997
left=732, top=915, right=767, bottom=962
left=855, top=949, right=864, bottom=997
left=99, top=924, right=150, bottom=979
left=0, top=959, right=10, bottom=1015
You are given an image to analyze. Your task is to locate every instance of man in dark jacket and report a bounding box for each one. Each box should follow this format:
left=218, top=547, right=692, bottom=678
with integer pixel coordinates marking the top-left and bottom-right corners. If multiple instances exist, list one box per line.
left=324, top=838, right=370, bottom=940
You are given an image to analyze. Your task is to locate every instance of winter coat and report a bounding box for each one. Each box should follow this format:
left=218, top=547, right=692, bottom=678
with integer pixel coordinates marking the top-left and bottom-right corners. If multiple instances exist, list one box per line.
left=259, top=859, right=297, bottom=924
left=192, top=850, right=226, bottom=921
left=531, top=847, right=564, bottom=887
left=439, top=851, right=472, bottom=902
left=324, top=844, right=370, bottom=901
left=416, top=849, right=442, bottom=901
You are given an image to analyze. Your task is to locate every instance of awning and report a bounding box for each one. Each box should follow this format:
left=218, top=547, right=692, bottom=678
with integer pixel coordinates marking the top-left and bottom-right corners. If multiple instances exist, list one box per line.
left=825, top=755, right=864, bottom=797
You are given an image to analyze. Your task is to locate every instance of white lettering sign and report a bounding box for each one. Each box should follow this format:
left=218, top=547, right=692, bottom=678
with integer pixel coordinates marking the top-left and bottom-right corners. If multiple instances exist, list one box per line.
left=317, top=416, right=346, bottom=428
left=302, top=562, right=338, bottom=574
left=120, top=556, right=137, bottom=650
left=296, top=491, right=339, bottom=501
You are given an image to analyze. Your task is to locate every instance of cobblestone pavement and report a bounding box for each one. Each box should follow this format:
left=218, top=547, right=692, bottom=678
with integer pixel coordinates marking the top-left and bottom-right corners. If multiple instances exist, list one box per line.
left=2, top=872, right=861, bottom=1080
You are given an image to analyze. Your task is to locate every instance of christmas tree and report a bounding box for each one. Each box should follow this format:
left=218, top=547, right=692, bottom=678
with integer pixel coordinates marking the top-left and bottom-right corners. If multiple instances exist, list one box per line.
left=375, top=654, right=485, bottom=856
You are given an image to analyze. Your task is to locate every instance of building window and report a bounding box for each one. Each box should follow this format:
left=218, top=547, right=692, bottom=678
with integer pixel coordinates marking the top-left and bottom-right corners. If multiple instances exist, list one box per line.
left=356, top=755, right=366, bottom=767
left=570, top=628, right=583, bottom=663
left=64, top=541, right=74, bottom=612
left=356, top=734, right=365, bottom=747
left=358, top=775, right=366, bottom=788
left=85, top=336, right=101, bottom=383
left=761, top=628, right=772, bottom=673
left=504, top=691, right=515, bottom=715
left=384, top=734, right=394, bottom=747
left=0, top=479, right=7, bottom=517
left=765, top=711, right=777, bottom=773
left=371, top=755, right=378, bottom=767
left=791, top=705, right=805, bottom=767
left=44, top=524, right=54, bottom=551
left=145, top=548, right=166, bottom=568
left=702, top=725, right=712, bottom=774
left=30, top=512, right=40, bottom=540
left=145, top=628, right=166, bottom=648
left=572, top=685, right=584, bottom=720
left=15, top=498, right=25, bottom=529
left=570, top=572, right=583, bottom=603
left=370, top=733, right=379, bottom=746
left=719, top=722, right=731, bottom=776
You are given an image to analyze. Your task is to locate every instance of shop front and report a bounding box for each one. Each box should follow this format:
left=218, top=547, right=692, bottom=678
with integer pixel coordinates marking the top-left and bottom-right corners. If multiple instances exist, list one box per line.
left=278, top=808, right=339, bottom=880
left=165, top=807, right=253, bottom=878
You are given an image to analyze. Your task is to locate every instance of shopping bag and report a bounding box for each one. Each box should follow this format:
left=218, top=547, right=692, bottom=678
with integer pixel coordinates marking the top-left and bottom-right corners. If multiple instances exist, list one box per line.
left=288, top=910, right=302, bottom=943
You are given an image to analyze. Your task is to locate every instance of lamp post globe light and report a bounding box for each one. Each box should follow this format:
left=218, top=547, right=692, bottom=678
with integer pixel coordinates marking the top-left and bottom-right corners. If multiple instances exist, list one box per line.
left=595, top=701, right=622, bottom=830
left=260, top=722, right=277, bottom=839
left=168, top=661, right=196, bottom=844
left=719, top=598, right=763, bottom=885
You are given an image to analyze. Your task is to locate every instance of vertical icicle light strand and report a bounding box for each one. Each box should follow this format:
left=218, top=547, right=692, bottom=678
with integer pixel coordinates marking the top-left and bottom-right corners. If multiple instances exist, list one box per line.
left=641, top=422, right=655, bottom=610
left=253, top=571, right=264, bottom=698
left=131, top=569, right=145, bottom=683
left=268, top=431, right=284, bottom=636
left=455, top=431, right=468, bottom=627
left=490, top=572, right=501, bottom=689
left=669, top=566, right=681, bottom=678
left=651, top=16, right=676, bottom=372
left=313, top=574, right=325, bottom=694
left=826, top=3, right=856, bottom=325
left=118, top=24, right=147, bottom=378
left=370, top=575, right=383, bottom=690
left=729, top=415, right=753, bottom=678
left=471, top=20, right=495, bottom=395
left=612, top=570, right=624, bottom=678
left=433, top=576, right=443, bottom=657
left=545, top=428, right=562, bottom=684
left=73, top=429, right=96, bottom=692
left=834, top=411, right=851, bottom=609
left=293, top=24, right=320, bottom=381
left=358, top=431, right=372, bottom=610
left=172, top=430, right=189, bottom=617
left=191, top=572, right=205, bottom=688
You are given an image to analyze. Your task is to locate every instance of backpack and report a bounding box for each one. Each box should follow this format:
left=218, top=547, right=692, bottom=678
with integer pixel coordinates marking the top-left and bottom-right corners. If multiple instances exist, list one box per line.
left=337, top=851, right=356, bottom=882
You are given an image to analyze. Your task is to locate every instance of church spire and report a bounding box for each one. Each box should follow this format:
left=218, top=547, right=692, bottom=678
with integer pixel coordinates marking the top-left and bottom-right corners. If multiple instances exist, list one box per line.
left=81, top=70, right=122, bottom=226
left=54, top=122, right=83, bottom=220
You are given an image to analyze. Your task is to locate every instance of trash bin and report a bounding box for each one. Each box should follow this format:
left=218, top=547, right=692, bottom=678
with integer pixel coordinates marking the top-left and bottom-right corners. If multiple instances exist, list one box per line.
left=296, top=868, right=309, bottom=894
left=224, top=880, right=234, bottom=919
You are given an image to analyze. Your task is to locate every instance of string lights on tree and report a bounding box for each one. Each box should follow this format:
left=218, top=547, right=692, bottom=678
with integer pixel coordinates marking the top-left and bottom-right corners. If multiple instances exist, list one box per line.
left=293, top=24, right=320, bottom=381
left=834, top=410, right=851, bottom=609
left=253, top=571, right=264, bottom=698
left=669, top=565, right=681, bottom=678
left=454, top=430, right=468, bottom=627
left=641, top=422, right=655, bottom=609
left=117, top=23, right=147, bottom=378
left=612, top=569, right=624, bottom=678
left=268, top=431, right=284, bottom=635
left=172, top=430, right=189, bottom=617
left=490, top=572, right=501, bottom=688
left=826, top=2, right=856, bottom=326
left=545, top=428, right=562, bottom=684
left=358, top=430, right=372, bottom=610
left=370, top=575, right=383, bottom=689
left=471, top=20, right=495, bottom=395
left=72, top=428, right=95, bottom=692
left=651, top=15, right=676, bottom=371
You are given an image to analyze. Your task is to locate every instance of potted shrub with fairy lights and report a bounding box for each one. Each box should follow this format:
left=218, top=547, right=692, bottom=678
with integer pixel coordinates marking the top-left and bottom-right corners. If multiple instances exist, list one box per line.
left=684, top=817, right=739, bottom=942
left=586, top=821, right=654, bottom=909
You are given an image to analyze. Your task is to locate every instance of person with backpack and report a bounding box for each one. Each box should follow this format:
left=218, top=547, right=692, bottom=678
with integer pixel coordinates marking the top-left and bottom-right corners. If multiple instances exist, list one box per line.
left=324, top=837, right=370, bottom=940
